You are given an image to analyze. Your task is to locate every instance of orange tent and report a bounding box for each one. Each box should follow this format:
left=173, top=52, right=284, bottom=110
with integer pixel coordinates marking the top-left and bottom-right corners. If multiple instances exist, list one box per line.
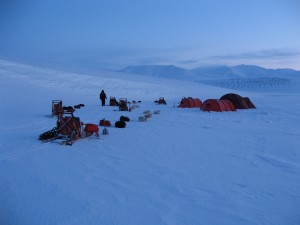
left=201, top=99, right=236, bottom=112
left=178, top=97, right=202, bottom=108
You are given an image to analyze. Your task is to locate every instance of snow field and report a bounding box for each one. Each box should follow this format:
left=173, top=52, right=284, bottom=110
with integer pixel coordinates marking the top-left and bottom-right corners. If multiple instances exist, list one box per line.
left=0, top=60, right=300, bottom=225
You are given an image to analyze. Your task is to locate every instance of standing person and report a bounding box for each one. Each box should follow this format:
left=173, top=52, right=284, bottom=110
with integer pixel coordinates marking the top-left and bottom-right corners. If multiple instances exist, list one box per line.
left=99, top=90, right=107, bottom=106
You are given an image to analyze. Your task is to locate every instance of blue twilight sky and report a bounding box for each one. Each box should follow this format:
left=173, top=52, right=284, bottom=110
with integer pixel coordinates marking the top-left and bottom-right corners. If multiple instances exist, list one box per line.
left=0, top=0, right=300, bottom=70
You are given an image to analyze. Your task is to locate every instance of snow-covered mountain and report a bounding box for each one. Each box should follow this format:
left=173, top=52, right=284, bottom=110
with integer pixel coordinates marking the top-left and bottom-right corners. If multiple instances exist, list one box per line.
left=120, top=64, right=300, bottom=91
left=120, top=64, right=300, bottom=79
left=1, top=59, right=300, bottom=225
left=229, top=64, right=300, bottom=78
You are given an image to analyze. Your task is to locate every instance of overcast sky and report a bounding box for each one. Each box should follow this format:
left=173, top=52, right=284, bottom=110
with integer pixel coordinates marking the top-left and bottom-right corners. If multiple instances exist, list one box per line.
left=1, top=0, right=300, bottom=69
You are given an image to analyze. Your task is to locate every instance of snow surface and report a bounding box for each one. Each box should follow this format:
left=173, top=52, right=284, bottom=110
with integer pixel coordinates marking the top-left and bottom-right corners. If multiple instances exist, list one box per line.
left=0, top=59, right=300, bottom=225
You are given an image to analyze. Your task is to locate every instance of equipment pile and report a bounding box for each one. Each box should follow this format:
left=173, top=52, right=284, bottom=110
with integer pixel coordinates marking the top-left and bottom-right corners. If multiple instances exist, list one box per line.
left=39, top=101, right=99, bottom=145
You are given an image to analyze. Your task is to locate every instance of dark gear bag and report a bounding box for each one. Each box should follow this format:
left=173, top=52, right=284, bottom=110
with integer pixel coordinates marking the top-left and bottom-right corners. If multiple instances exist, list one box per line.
left=115, top=121, right=126, bottom=128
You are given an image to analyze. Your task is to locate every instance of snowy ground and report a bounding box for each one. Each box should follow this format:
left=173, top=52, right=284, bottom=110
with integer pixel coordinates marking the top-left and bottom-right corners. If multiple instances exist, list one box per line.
left=0, top=59, right=300, bottom=225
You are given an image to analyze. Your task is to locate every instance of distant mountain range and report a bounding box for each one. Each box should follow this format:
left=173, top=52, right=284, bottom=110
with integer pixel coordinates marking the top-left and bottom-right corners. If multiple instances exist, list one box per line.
left=120, top=64, right=300, bottom=80
left=120, top=65, right=189, bottom=79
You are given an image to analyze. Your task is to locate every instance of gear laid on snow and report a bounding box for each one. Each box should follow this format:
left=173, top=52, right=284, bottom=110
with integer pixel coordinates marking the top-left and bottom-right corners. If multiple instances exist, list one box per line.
left=109, top=97, right=119, bottom=106
left=102, top=127, right=109, bottom=135
left=41, top=101, right=105, bottom=145
left=39, top=127, right=58, bottom=141
left=99, top=119, right=111, bottom=127
left=83, top=123, right=99, bottom=137
left=119, top=98, right=129, bottom=111
left=115, top=120, right=126, bottom=128
left=52, top=100, right=63, bottom=117
left=120, top=116, right=130, bottom=122
left=154, top=97, right=167, bottom=105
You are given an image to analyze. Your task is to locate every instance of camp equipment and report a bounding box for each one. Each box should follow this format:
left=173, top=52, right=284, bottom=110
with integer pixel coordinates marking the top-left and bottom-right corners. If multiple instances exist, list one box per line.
left=83, top=123, right=99, bottom=137
left=119, top=98, right=129, bottom=111
left=99, top=119, right=111, bottom=127
left=115, top=121, right=126, bottom=128
left=109, top=97, right=119, bottom=106
left=102, top=127, right=109, bottom=135
left=52, top=100, right=63, bottom=117
left=155, top=97, right=167, bottom=105
left=120, top=116, right=130, bottom=122
left=56, top=110, right=82, bottom=144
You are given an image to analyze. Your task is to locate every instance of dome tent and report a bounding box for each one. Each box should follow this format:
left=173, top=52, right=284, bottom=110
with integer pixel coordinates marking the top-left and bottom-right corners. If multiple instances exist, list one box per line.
left=243, top=97, right=256, bottom=109
left=178, top=97, right=202, bottom=108
left=201, top=99, right=236, bottom=112
left=220, top=93, right=255, bottom=109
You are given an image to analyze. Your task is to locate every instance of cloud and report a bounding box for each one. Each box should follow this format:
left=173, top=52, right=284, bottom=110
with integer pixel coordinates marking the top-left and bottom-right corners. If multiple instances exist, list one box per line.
left=177, top=59, right=199, bottom=65
left=210, top=48, right=300, bottom=60
left=136, top=57, right=171, bottom=65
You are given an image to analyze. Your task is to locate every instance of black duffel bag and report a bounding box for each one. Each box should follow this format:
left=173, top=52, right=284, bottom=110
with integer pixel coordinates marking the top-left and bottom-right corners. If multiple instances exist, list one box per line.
left=115, top=121, right=126, bottom=128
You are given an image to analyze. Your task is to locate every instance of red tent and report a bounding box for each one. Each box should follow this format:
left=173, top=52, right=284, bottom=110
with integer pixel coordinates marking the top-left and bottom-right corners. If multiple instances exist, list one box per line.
left=201, top=99, right=236, bottom=112
left=178, top=97, right=202, bottom=108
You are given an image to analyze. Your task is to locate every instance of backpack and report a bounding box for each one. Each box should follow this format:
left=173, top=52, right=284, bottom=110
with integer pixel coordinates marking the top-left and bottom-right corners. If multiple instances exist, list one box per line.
left=84, top=124, right=99, bottom=137
left=99, top=119, right=111, bottom=127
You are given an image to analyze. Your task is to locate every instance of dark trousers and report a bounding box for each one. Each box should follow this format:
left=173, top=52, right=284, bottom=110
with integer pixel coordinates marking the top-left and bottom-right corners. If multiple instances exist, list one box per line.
left=101, top=99, right=105, bottom=106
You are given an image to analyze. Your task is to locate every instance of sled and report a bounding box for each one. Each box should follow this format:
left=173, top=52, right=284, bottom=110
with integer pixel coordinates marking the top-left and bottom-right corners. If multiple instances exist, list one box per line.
left=109, top=97, right=119, bottom=106
left=119, top=98, right=129, bottom=111
left=56, top=110, right=82, bottom=144
left=52, top=100, right=63, bottom=117
left=155, top=97, right=167, bottom=105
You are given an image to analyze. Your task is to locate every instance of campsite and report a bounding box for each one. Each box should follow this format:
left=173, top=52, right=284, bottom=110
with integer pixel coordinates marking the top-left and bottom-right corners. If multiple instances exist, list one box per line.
left=1, top=0, right=299, bottom=223
left=1, top=59, right=300, bottom=225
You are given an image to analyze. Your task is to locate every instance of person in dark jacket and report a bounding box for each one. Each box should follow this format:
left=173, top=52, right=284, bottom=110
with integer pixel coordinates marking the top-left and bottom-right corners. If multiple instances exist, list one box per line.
left=99, top=90, right=107, bottom=106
